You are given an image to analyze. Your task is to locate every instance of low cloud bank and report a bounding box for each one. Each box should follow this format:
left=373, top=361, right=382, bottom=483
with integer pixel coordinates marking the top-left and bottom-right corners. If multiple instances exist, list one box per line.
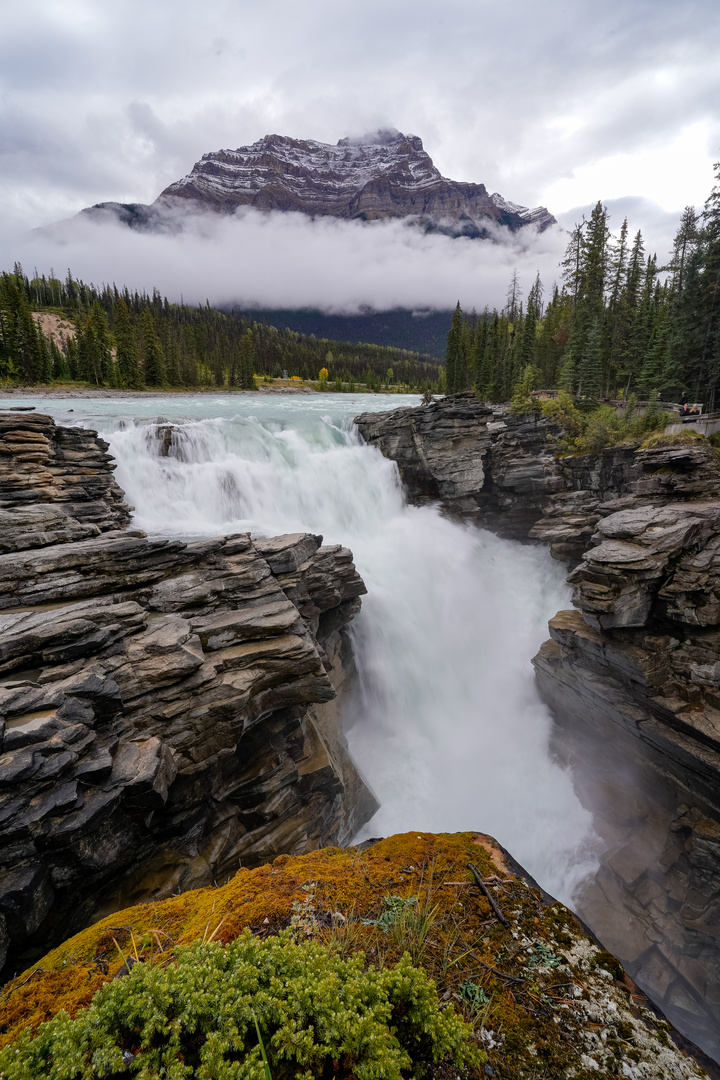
left=6, top=206, right=568, bottom=315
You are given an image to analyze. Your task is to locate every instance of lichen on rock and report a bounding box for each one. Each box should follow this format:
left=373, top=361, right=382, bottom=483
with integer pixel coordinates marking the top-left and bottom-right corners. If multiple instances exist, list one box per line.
left=0, top=832, right=709, bottom=1078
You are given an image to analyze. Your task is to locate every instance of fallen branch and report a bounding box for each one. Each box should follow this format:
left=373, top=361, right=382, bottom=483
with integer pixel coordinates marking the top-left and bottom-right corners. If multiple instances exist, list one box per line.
left=468, top=863, right=510, bottom=927
left=0, top=967, right=44, bottom=1003
left=469, top=951, right=526, bottom=984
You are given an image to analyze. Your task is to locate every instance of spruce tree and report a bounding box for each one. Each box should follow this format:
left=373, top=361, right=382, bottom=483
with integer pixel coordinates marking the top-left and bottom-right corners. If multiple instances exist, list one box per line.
left=445, top=302, right=463, bottom=394
left=114, top=297, right=142, bottom=388
left=141, top=307, right=167, bottom=386
left=237, top=329, right=256, bottom=389
left=699, top=162, right=720, bottom=408
left=557, top=341, right=577, bottom=395
left=577, top=318, right=603, bottom=399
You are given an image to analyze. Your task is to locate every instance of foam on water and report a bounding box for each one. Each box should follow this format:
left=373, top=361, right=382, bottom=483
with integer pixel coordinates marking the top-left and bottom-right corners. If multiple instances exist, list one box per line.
left=2, top=393, right=598, bottom=902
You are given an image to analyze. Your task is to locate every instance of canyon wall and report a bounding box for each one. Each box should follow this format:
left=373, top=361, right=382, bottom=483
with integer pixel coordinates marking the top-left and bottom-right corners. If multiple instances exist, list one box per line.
left=356, top=393, right=720, bottom=1057
left=0, top=411, right=375, bottom=979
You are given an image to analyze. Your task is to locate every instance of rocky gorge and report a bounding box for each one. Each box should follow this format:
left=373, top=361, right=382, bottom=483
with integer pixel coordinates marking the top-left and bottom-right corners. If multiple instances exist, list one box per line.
left=355, top=393, right=720, bottom=1058
left=0, top=393, right=718, bottom=1075
left=0, top=409, right=375, bottom=981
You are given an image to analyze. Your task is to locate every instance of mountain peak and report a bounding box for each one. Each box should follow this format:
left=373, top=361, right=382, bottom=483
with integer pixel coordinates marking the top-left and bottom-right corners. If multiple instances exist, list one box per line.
left=81, top=132, right=556, bottom=237
left=336, top=128, right=422, bottom=150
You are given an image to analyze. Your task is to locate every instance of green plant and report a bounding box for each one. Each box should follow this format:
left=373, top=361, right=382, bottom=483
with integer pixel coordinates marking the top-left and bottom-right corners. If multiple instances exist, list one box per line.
left=0, top=931, right=481, bottom=1080
left=509, top=364, right=542, bottom=418
left=525, top=943, right=561, bottom=970
left=362, top=895, right=418, bottom=931
left=362, top=893, right=440, bottom=967
left=289, top=882, right=319, bottom=941
left=458, top=980, right=489, bottom=1008
left=643, top=428, right=706, bottom=449
left=540, top=390, right=583, bottom=438
left=545, top=393, right=671, bottom=454
left=251, top=1009, right=273, bottom=1080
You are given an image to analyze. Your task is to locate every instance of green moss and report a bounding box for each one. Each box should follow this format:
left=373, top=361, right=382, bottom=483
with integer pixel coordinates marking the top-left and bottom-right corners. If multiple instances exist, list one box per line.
left=593, top=949, right=625, bottom=981
left=0, top=833, right=700, bottom=1080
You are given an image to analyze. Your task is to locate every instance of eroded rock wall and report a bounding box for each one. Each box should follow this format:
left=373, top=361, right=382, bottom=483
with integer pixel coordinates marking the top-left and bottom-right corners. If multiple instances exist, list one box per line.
left=0, top=413, right=375, bottom=979
left=355, top=392, right=563, bottom=536
left=355, top=394, right=720, bottom=1056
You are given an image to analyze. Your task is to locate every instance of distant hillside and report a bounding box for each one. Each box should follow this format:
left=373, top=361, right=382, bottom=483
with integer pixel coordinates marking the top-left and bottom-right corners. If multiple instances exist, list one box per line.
left=0, top=267, right=443, bottom=390
left=234, top=307, right=452, bottom=358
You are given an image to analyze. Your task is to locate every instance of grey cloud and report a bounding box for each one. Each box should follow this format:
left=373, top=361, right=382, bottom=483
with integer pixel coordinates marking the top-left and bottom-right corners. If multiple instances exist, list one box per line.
left=1, top=0, right=718, bottom=262
left=7, top=208, right=567, bottom=315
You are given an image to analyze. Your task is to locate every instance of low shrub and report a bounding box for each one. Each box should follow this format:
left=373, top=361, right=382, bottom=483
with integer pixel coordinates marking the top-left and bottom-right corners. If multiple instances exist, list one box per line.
left=540, top=393, right=670, bottom=454
left=641, top=429, right=706, bottom=449
left=0, top=931, right=480, bottom=1080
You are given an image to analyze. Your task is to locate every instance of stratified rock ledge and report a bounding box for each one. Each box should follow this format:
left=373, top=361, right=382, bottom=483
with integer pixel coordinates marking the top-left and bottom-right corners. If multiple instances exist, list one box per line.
left=355, top=394, right=720, bottom=1059
left=0, top=412, right=376, bottom=980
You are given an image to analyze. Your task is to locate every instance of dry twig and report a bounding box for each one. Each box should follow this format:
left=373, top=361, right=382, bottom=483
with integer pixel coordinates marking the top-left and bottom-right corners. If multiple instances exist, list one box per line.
left=468, top=863, right=510, bottom=928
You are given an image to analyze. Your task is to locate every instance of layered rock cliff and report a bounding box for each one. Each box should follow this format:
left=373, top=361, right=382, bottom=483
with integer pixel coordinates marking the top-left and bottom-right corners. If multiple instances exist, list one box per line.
left=355, top=394, right=720, bottom=1058
left=0, top=412, right=375, bottom=980
left=82, top=129, right=556, bottom=237
left=355, top=392, right=564, bottom=536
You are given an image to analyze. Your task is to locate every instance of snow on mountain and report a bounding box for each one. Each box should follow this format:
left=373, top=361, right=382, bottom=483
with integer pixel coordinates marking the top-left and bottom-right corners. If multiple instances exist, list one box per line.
left=83, top=130, right=556, bottom=237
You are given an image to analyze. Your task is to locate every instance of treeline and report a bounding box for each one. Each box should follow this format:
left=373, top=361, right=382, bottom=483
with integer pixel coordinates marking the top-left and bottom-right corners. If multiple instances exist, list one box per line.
left=446, top=163, right=720, bottom=409
left=0, top=270, right=442, bottom=390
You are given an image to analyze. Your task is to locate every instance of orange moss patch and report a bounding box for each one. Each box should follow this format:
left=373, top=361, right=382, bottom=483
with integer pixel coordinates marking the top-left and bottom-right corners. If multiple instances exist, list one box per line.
left=0, top=833, right=498, bottom=1048
left=0, top=831, right=701, bottom=1080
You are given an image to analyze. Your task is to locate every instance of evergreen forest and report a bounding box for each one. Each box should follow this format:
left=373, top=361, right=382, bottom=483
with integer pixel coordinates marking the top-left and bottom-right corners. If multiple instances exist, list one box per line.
left=0, top=272, right=441, bottom=392
left=3, top=163, right=719, bottom=404
left=445, top=163, right=720, bottom=410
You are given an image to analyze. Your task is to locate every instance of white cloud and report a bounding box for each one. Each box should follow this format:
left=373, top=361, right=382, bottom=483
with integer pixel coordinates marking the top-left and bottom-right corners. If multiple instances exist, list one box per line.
left=8, top=207, right=568, bottom=314
left=1, top=0, right=719, bottom=245
left=541, top=122, right=716, bottom=215
left=1, top=0, right=718, bottom=313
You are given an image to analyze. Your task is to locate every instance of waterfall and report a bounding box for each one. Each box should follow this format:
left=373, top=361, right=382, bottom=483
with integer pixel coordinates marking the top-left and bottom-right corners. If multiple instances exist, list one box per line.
left=22, top=393, right=599, bottom=903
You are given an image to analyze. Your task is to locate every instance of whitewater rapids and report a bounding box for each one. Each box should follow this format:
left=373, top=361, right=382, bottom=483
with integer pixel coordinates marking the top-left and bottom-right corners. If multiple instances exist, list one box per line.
left=6, top=393, right=598, bottom=903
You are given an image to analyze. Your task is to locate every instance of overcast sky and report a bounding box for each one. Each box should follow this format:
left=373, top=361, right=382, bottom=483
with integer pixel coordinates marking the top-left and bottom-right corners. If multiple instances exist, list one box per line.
left=2, top=0, right=719, bottom=310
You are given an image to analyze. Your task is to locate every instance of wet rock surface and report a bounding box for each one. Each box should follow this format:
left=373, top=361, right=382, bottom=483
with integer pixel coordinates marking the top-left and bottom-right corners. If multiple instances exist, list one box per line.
left=355, top=395, right=720, bottom=1058
left=0, top=413, right=375, bottom=980
left=355, top=392, right=563, bottom=536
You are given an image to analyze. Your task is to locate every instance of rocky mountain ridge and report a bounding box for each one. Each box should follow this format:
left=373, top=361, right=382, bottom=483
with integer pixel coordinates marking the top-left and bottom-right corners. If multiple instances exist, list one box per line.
left=355, top=394, right=720, bottom=1059
left=82, top=129, right=556, bottom=237
left=0, top=411, right=375, bottom=980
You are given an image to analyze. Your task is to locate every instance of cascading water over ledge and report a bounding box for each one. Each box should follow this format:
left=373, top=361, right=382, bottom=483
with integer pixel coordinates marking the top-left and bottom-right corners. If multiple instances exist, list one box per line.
left=83, top=392, right=598, bottom=904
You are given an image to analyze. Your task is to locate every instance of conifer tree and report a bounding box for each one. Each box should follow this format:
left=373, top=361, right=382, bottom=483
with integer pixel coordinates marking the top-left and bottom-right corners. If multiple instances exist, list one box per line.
left=557, top=341, right=577, bottom=394
left=141, top=307, right=167, bottom=386
left=114, top=297, right=142, bottom=388
left=445, top=302, right=463, bottom=394
left=699, top=162, right=720, bottom=408
left=577, top=318, right=603, bottom=399
left=505, top=270, right=522, bottom=322
left=237, top=329, right=256, bottom=389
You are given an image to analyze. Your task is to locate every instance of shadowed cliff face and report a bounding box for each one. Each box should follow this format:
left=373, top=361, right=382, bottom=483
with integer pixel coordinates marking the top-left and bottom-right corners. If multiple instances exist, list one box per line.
left=0, top=412, right=375, bottom=980
left=355, top=394, right=720, bottom=1060
left=82, top=130, right=556, bottom=236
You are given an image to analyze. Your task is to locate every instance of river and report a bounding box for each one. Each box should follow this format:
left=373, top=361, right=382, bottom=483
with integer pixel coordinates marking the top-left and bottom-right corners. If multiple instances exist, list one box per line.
left=2, top=391, right=598, bottom=905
